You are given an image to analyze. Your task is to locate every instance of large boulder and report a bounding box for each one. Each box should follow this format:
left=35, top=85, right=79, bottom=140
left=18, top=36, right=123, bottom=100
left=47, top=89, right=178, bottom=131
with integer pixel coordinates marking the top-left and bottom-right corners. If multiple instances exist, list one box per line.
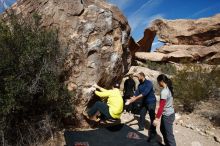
left=137, top=14, right=220, bottom=65
left=8, top=0, right=131, bottom=127
left=135, top=52, right=165, bottom=62
left=129, top=14, right=220, bottom=64
left=128, top=28, right=156, bottom=56
left=151, top=14, right=220, bottom=45
left=136, top=44, right=219, bottom=64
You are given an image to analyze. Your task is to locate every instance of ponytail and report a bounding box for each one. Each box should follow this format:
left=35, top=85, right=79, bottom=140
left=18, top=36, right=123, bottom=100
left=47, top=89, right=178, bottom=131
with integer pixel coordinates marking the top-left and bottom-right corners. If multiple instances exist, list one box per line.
left=157, top=74, right=174, bottom=96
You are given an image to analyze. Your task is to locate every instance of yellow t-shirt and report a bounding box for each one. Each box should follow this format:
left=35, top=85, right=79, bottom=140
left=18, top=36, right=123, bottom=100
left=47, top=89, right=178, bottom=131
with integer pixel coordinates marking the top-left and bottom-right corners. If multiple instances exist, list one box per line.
left=95, top=88, right=123, bottom=119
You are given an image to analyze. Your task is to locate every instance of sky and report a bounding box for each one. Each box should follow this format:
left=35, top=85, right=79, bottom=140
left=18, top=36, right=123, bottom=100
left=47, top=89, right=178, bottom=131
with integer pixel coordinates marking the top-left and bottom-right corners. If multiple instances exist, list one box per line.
left=107, top=0, right=220, bottom=51
left=1, top=0, right=220, bottom=51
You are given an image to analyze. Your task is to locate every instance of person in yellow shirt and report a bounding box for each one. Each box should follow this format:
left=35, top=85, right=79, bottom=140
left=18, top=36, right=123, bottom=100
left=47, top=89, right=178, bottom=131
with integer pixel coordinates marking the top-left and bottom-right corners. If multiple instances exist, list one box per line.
left=83, top=83, right=123, bottom=122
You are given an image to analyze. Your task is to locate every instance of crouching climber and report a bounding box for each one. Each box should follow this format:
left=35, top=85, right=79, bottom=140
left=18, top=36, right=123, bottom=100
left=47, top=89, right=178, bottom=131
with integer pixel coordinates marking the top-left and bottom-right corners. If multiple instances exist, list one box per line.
left=83, top=83, right=123, bottom=123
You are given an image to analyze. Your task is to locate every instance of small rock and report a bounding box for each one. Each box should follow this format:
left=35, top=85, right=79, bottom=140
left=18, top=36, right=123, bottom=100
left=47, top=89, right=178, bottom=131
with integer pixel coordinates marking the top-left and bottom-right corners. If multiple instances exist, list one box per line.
left=205, top=130, right=214, bottom=136
left=180, top=122, right=186, bottom=127
left=179, top=120, right=183, bottom=124
left=214, top=136, right=220, bottom=143
left=185, top=124, right=190, bottom=128
left=196, top=128, right=200, bottom=132
left=190, top=126, right=195, bottom=130
left=175, top=113, right=181, bottom=120
left=185, top=124, right=194, bottom=130
left=199, top=131, right=206, bottom=136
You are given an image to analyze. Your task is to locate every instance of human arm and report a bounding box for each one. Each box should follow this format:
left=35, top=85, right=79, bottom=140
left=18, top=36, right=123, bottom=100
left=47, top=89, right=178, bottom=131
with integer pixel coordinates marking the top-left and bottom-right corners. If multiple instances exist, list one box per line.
left=153, top=90, right=168, bottom=126
left=126, top=81, right=153, bottom=105
left=153, top=99, right=166, bottom=126
left=93, top=84, right=108, bottom=92
left=95, top=90, right=110, bottom=100
left=125, top=87, right=142, bottom=105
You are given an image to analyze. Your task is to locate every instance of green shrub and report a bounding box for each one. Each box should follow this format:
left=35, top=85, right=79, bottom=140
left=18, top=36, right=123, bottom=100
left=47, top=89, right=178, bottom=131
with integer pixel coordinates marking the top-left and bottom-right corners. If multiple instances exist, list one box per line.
left=143, top=60, right=177, bottom=75
left=0, top=13, right=74, bottom=145
left=173, top=64, right=219, bottom=112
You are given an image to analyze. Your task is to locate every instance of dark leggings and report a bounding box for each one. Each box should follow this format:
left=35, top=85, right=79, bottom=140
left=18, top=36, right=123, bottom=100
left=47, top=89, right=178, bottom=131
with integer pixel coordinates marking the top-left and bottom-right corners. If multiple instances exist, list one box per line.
left=87, top=101, right=112, bottom=120
left=160, top=113, right=176, bottom=146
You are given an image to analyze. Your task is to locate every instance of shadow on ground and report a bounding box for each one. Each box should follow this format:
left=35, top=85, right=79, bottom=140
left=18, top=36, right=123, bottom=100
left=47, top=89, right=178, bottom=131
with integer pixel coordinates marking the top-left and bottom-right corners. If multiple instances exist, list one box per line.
left=64, top=124, right=161, bottom=146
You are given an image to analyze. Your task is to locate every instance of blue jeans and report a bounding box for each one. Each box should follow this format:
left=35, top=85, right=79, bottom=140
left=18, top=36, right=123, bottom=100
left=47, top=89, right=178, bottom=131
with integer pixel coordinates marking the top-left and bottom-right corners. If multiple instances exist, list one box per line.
left=88, top=101, right=112, bottom=120
left=160, top=113, right=176, bottom=146
left=139, top=103, right=157, bottom=136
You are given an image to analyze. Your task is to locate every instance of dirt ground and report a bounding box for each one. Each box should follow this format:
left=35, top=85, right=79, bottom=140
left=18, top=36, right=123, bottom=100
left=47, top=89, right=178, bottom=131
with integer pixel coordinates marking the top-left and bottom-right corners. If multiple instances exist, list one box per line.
left=121, top=98, right=220, bottom=146
left=121, top=112, right=220, bottom=146
left=44, top=98, right=220, bottom=146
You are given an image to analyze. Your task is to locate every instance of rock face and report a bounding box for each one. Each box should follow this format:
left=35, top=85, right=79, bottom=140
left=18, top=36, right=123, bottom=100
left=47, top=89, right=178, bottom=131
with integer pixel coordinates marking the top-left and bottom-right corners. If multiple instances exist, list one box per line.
left=151, top=14, right=220, bottom=45
left=136, top=44, right=219, bottom=64
left=128, top=28, right=156, bottom=56
left=135, top=52, right=165, bottom=62
left=9, top=0, right=131, bottom=127
left=136, top=14, right=220, bottom=64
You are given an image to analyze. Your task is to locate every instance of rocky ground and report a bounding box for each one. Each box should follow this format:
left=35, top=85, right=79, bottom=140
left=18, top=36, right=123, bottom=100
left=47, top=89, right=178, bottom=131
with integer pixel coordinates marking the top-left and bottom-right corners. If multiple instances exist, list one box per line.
left=44, top=98, right=220, bottom=146
left=121, top=98, right=220, bottom=146
left=121, top=112, right=220, bottom=146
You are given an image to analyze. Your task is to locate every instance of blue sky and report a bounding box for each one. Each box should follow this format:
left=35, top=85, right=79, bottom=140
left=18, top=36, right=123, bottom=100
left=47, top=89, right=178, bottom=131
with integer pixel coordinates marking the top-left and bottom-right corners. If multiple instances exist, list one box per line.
left=1, top=0, right=220, bottom=51
left=107, top=0, right=220, bottom=51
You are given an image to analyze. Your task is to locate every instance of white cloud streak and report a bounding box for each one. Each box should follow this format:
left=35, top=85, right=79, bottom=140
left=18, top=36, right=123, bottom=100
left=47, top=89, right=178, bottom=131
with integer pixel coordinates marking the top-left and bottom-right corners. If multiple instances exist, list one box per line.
left=107, top=0, right=165, bottom=40
left=128, top=0, right=164, bottom=32
left=188, top=3, right=220, bottom=19
left=107, top=0, right=133, bottom=11
left=0, top=0, right=8, bottom=9
left=188, top=7, right=213, bottom=18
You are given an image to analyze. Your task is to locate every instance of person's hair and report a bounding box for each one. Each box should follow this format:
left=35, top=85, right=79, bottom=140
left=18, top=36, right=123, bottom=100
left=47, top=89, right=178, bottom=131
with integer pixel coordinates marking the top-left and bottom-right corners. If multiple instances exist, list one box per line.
left=128, top=74, right=133, bottom=78
left=157, top=74, right=174, bottom=96
left=138, top=72, right=145, bottom=78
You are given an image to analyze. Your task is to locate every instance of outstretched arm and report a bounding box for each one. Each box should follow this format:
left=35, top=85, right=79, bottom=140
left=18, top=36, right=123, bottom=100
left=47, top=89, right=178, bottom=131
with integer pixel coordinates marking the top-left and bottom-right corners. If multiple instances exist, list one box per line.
left=93, top=84, right=108, bottom=92
left=95, top=90, right=110, bottom=100
left=126, top=82, right=153, bottom=105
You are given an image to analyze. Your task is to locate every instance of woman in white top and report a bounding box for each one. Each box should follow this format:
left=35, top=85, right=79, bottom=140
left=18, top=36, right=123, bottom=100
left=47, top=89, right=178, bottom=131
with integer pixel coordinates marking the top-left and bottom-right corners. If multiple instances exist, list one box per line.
left=153, top=74, right=176, bottom=146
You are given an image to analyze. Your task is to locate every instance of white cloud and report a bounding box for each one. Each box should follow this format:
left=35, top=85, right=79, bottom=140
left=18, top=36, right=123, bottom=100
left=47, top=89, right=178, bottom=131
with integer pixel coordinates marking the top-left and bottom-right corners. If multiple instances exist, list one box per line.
left=107, top=0, right=133, bottom=11
left=129, top=13, right=164, bottom=36
left=0, top=0, right=8, bottom=9
left=188, top=7, right=213, bottom=18
left=131, top=0, right=160, bottom=17
left=188, top=3, right=220, bottom=19
left=108, top=0, right=165, bottom=40
left=128, top=0, right=164, bottom=32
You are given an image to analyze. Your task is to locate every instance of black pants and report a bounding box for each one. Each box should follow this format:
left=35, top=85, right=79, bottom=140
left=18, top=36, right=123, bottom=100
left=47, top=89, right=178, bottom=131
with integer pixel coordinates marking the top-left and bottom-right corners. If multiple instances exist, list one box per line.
left=88, top=101, right=112, bottom=120
left=160, top=113, right=176, bottom=146
left=139, top=103, right=156, bottom=136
